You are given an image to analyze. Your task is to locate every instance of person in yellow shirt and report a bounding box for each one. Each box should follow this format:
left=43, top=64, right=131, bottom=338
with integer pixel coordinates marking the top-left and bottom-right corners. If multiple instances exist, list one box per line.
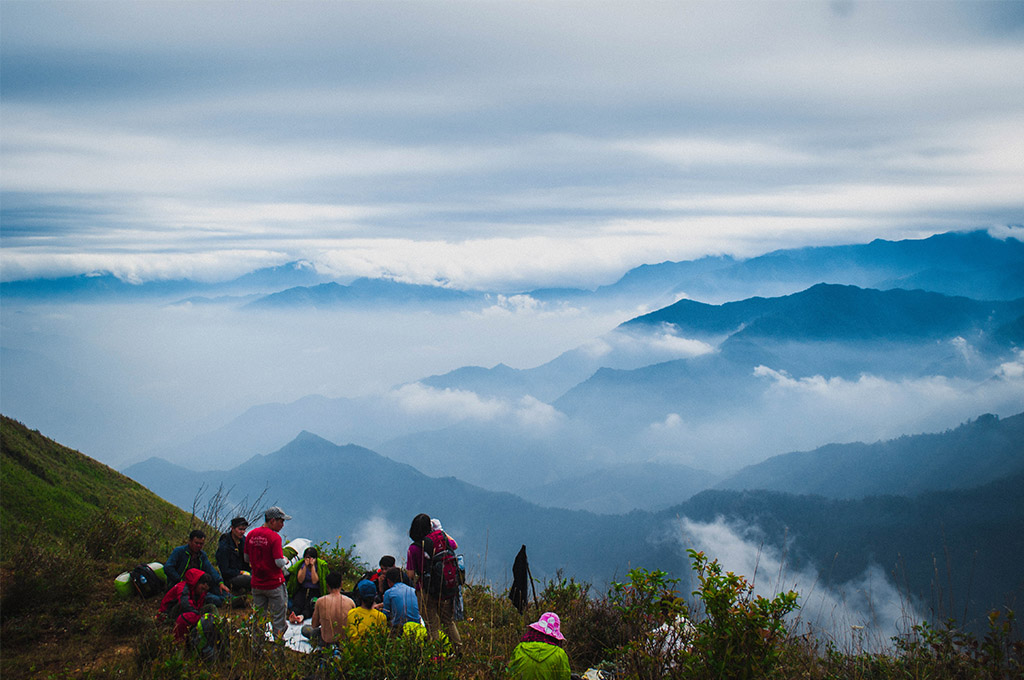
left=346, top=579, right=387, bottom=641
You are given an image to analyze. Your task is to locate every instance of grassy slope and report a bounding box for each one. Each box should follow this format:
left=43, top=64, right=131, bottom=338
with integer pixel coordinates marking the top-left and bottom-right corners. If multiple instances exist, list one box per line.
left=0, top=414, right=201, bottom=678
left=1, top=415, right=192, bottom=547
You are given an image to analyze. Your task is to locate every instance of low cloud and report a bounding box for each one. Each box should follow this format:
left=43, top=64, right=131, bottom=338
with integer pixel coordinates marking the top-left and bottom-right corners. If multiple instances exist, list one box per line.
left=386, top=383, right=564, bottom=431
left=351, top=513, right=406, bottom=568
left=675, top=517, right=922, bottom=652
left=388, top=383, right=507, bottom=422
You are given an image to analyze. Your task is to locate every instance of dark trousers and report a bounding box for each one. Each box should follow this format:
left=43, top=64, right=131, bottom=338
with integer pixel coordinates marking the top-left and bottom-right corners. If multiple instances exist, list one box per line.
left=290, top=587, right=317, bottom=618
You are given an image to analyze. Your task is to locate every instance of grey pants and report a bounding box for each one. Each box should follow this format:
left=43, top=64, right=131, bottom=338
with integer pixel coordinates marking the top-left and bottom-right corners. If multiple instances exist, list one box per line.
left=252, top=583, right=288, bottom=635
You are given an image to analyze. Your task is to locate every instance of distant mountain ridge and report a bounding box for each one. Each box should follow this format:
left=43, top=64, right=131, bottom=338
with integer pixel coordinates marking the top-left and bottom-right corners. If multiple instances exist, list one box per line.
left=718, top=412, right=1024, bottom=499
left=247, top=277, right=484, bottom=309
left=625, top=283, right=1024, bottom=344
left=4, top=230, right=1022, bottom=308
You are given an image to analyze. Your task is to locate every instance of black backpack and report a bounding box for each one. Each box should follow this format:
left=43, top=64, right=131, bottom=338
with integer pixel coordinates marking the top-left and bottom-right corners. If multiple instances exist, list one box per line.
left=129, top=563, right=161, bottom=598
left=421, top=530, right=460, bottom=598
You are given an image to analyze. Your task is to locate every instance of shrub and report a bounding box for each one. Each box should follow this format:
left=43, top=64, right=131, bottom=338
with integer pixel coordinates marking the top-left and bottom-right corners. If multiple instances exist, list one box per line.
left=315, top=540, right=369, bottom=586
left=684, top=548, right=799, bottom=680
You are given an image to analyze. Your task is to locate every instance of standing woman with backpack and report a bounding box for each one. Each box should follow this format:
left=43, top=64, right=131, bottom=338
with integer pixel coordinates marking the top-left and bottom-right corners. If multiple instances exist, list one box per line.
left=405, top=513, right=462, bottom=651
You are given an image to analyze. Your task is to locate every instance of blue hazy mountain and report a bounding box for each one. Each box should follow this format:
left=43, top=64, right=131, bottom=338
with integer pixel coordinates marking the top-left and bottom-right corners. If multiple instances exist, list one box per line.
left=148, top=282, right=1024, bottom=494
left=717, top=412, right=1024, bottom=499
left=0, top=260, right=332, bottom=302
left=553, top=285, right=1023, bottom=444
left=572, top=229, right=1024, bottom=306
left=246, top=277, right=486, bottom=309
left=623, top=283, right=1024, bottom=345
left=662, top=470, right=1024, bottom=634
left=517, top=462, right=722, bottom=515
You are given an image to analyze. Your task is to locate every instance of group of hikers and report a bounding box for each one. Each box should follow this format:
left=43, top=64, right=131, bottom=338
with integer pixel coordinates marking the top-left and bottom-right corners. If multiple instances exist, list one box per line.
left=153, top=506, right=572, bottom=678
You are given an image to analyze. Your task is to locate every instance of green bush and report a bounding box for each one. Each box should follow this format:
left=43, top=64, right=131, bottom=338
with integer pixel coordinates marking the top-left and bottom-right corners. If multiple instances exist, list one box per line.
left=684, top=549, right=799, bottom=679
left=315, top=540, right=369, bottom=586
left=540, top=572, right=628, bottom=671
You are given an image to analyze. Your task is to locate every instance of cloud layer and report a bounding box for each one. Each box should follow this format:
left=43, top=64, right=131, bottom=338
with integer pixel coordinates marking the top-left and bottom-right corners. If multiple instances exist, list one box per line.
left=3, top=1, right=1023, bottom=289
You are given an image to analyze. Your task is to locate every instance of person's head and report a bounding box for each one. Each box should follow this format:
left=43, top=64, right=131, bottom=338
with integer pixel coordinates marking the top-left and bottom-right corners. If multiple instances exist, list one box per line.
left=187, top=529, right=206, bottom=553
left=229, top=516, right=249, bottom=539
left=430, top=518, right=443, bottom=533
left=385, top=566, right=403, bottom=587
left=195, top=573, right=212, bottom=597
left=303, top=546, right=318, bottom=561
left=529, top=612, right=565, bottom=642
left=379, top=555, right=396, bottom=569
left=264, top=506, right=292, bottom=531
left=357, top=579, right=377, bottom=607
left=326, top=571, right=343, bottom=592
left=409, top=513, right=431, bottom=542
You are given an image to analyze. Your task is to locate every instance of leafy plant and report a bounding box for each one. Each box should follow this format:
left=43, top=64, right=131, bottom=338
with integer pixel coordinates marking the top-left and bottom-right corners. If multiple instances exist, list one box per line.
left=684, top=548, right=799, bottom=679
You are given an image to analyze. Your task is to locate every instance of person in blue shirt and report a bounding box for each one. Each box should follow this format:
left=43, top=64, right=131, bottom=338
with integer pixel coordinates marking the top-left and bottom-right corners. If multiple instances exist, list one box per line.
left=165, top=529, right=230, bottom=606
left=381, top=566, right=420, bottom=630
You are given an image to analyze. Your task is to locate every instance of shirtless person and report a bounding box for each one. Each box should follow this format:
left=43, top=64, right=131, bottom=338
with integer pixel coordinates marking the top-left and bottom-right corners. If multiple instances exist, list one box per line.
left=301, top=571, right=355, bottom=646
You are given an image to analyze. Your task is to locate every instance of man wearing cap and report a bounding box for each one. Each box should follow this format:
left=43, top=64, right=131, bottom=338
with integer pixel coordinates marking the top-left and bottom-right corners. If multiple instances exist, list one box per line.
left=216, top=516, right=251, bottom=594
left=245, top=506, right=291, bottom=638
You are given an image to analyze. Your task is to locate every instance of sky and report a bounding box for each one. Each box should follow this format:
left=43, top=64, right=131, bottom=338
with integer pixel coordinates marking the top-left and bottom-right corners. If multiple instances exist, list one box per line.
left=2, top=0, right=1023, bottom=291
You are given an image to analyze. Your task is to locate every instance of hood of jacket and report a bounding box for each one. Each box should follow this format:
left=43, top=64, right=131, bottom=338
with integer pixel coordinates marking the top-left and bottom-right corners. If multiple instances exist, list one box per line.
left=183, top=567, right=206, bottom=587
left=516, top=640, right=563, bottom=664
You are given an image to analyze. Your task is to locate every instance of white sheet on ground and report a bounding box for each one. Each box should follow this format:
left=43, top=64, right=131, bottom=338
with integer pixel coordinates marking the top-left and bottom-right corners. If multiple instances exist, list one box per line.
left=264, top=621, right=313, bottom=654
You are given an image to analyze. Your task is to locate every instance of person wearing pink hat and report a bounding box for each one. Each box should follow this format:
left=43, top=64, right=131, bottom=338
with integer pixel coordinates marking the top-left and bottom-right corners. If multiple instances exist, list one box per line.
left=508, top=611, right=571, bottom=679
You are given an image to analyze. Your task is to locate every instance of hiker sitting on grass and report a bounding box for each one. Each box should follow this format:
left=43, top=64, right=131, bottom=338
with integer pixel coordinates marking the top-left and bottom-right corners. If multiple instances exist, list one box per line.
left=158, top=568, right=219, bottom=642
left=165, top=529, right=230, bottom=606
left=215, top=516, right=251, bottom=594
left=301, top=571, right=354, bottom=647
left=363, top=554, right=396, bottom=603
left=508, top=612, right=571, bottom=680
left=287, top=546, right=329, bottom=624
left=346, top=579, right=387, bottom=641
left=381, top=566, right=420, bottom=631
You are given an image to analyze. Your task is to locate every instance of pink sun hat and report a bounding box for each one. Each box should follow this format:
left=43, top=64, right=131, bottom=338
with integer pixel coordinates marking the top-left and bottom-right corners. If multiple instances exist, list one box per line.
left=528, top=612, right=565, bottom=641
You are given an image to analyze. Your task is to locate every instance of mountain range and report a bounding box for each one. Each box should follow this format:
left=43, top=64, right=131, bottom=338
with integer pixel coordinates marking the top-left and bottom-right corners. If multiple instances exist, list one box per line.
left=139, top=275, right=1024, bottom=508
left=4, top=230, right=1023, bottom=309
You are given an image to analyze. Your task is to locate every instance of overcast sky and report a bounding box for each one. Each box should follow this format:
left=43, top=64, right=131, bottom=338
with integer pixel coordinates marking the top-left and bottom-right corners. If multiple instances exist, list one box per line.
left=2, top=0, right=1023, bottom=290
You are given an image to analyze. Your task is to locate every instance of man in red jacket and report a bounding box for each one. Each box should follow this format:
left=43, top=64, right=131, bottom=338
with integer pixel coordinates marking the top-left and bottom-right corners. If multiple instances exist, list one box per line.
left=245, top=506, right=291, bottom=639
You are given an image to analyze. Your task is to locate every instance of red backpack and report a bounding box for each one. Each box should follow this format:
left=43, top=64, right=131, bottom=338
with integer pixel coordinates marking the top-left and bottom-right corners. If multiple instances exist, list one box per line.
left=421, top=529, right=459, bottom=598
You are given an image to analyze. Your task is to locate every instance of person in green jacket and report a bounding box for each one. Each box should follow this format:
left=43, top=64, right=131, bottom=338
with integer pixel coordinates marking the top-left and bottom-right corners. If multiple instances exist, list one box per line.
left=508, top=611, right=571, bottom=680
left=286, top=546, right=329, bottom=623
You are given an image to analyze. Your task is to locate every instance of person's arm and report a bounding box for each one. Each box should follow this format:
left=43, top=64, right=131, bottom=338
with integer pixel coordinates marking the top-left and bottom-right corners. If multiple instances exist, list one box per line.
left=216, top=539, right=238, bottom=580
left=309, top=560, right=319, bottom=585
left=201, top=551, right=227, bottom=590
left=164, top=547, right=183, bottom=584
left=179, top=582, right=198, bottom=615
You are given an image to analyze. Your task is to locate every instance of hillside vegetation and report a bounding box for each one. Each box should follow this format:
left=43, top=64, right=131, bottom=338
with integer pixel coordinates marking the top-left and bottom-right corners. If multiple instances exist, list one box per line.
left=1, top=415, right=200, bottom=677
left=2, top=415, right=1022, bottom=679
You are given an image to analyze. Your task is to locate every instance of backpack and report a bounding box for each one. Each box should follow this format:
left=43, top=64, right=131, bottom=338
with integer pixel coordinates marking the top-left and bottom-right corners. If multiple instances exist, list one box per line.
left=130, top=563, right=161, bottom=598
left=421, top=529, right=459, bottom=598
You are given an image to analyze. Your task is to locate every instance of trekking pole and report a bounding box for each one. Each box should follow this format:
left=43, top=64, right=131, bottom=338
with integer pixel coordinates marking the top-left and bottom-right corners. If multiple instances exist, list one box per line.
left=526, top=562, right=539, bottom=617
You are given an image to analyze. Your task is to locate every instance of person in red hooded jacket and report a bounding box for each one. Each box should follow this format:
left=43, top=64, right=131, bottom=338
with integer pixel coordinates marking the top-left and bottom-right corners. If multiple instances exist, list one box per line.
left=158, top=568, right=218, bottom=641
